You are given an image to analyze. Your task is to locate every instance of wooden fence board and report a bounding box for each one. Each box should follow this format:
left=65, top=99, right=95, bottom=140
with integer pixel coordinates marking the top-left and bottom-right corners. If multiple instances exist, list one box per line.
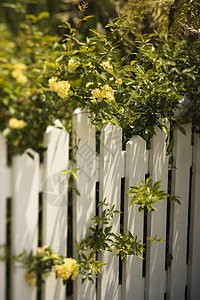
left=124, top=136, right=148, bottom=300
left=188, top=134, right=200, bottom=299
left=0, top=133, right=9, bottom=300
left=98, top=124, right=123, bottom=300
left=1, top=117, right=200, bottom=300
left=167, top=124, right=192, bottom=300
left=11, top=149, right=39, bottom=300
left=146, top=126, right=168, bottom=300
left=73, top=109, right=96, bottom=300
left=0, top=133, right=7, bottom=166
left=42, top=123, right=69, bottom=300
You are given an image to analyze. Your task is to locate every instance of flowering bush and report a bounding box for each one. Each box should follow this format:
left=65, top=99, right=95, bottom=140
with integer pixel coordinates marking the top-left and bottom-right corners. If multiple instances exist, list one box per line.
left=1, top=1, right=200, bottom=159
left=0, top=245, right=78, bottom=288
left=0, top=13, right=76, bottom=158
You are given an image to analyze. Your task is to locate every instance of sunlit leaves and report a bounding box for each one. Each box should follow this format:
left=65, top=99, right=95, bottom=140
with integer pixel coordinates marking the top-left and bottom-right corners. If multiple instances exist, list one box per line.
left=128, top=177, right=169, bottom=213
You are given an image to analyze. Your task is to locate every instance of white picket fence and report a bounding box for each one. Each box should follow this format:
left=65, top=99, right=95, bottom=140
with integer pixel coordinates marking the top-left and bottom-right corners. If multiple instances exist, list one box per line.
left=0, top=108, right=200, bottom=300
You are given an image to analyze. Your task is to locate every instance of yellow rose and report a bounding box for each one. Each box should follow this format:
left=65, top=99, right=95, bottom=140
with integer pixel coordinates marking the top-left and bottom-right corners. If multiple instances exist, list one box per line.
left=24, top=271, right=36, bottom=285
left=116, top=78, right=122, bottom=85
left=11, top=63, right=27, bottom=84
left=101, top=61, right=113, bottom=72
left=91, top=88, right=103, bottom=101
left=51, top=253, right=59, bottom=259
left=101, top=85, right=115, bottom=102
left=55, top=258, right=78, bottom=280
left=9, top=118, right=27, bottom=129
left=48, top=77, right=70, bottom=99
left=68, top=58, right=78, bottom=73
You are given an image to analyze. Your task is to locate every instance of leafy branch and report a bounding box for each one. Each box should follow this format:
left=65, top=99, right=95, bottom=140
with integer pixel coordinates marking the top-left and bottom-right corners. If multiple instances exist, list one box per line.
left=127, top=177, right=180, bottom=213
left=76, top=200, right=144, bottom=283
left=127, top=177, right=169, bottom=213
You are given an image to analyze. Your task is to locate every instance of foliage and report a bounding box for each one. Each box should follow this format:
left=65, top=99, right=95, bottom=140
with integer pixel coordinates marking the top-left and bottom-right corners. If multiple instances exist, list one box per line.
left=169, top=0, right=200, bottom=40
left=76, top=200, right=144, bottom=283
left=0, top=244, right=78, bottom=288
left=54, top=3, right=200, bottom=142
left=0, top=203, right=143, bottom=286
left=0, top=0, right=196, bottom=291
left=128, top=177, right=169, bottom=213
left=1, top=1, right=200, bottom=158
left=0, top=5, right=77, bottom=158
left=128, top=177, right=180, bottom=213
left=0, top=178, right=176, bottom=285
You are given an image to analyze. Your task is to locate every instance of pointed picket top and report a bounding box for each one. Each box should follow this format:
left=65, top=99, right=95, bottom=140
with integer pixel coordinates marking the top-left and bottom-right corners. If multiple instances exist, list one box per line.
left=43, top=122, right=69, bottom=210
left=73, top=107, right=82, bottom=115
left=175, top=96, right=191, bottom=117
left=45, top=119, right=64, bottom=134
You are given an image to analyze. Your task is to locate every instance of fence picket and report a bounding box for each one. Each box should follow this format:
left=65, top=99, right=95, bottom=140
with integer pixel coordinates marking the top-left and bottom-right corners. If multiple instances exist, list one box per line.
left=1, top=115, right=200, bottom=300
left=123, top=136, right=148, bottom=300
left=98, top=124, right=123, bottom=300
left=188, top=134, right=200, bottom=299
left=167, top=124, right=192, bottom=300
left=42, top=123, right=69, bottom=300
left=73, top=109, right=96, bottom=300
left=146, top=126, right=169, bottom=300
left=11, top=149, right=39, bottom=300
left=0, top=133, right=10, bottom=300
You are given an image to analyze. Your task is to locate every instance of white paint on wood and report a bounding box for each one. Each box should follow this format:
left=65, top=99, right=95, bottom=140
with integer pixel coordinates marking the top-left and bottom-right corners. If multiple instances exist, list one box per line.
left=145, top=126, right=169, bottom=300
left=188, top=134, right=200, bottom=299
left=0, top=133, right=8, bottom=300
left=167, top=124, right=192, bottom=300
left=0, top=166, right=11, bottom=300
left=11, top=149, right=39, bottom=300
left=0, top=133, right=7, bottom=166
left=98, top=124, right=123, bottom=300
left=73, top=108, right=96, bottom=300
left=1, top=117, right=200, bottom=300
left=42, top=123, right=69, bottom=300
left=39, top=164, right=43, bottom=192
left=123, top=136, right=148, bottom=300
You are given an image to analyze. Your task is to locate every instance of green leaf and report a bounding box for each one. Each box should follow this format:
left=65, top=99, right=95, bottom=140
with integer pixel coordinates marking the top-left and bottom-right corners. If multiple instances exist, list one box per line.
left=26, top=14, right=38, bottom=21
left=178, top=126, right=186, bottom=135
left=83, top=16, right=94, bottom=21
left=167, top=138, right=174, bottom=155
left=159, top=124, right=169, bottom=136
left=38, top=12, right=50, bottom=20
left=104, top=226, right=112, bottom=234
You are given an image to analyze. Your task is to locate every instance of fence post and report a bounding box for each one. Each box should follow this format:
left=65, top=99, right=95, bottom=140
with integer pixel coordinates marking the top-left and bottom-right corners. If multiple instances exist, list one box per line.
left=73, top=108, right=97, bottom=300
